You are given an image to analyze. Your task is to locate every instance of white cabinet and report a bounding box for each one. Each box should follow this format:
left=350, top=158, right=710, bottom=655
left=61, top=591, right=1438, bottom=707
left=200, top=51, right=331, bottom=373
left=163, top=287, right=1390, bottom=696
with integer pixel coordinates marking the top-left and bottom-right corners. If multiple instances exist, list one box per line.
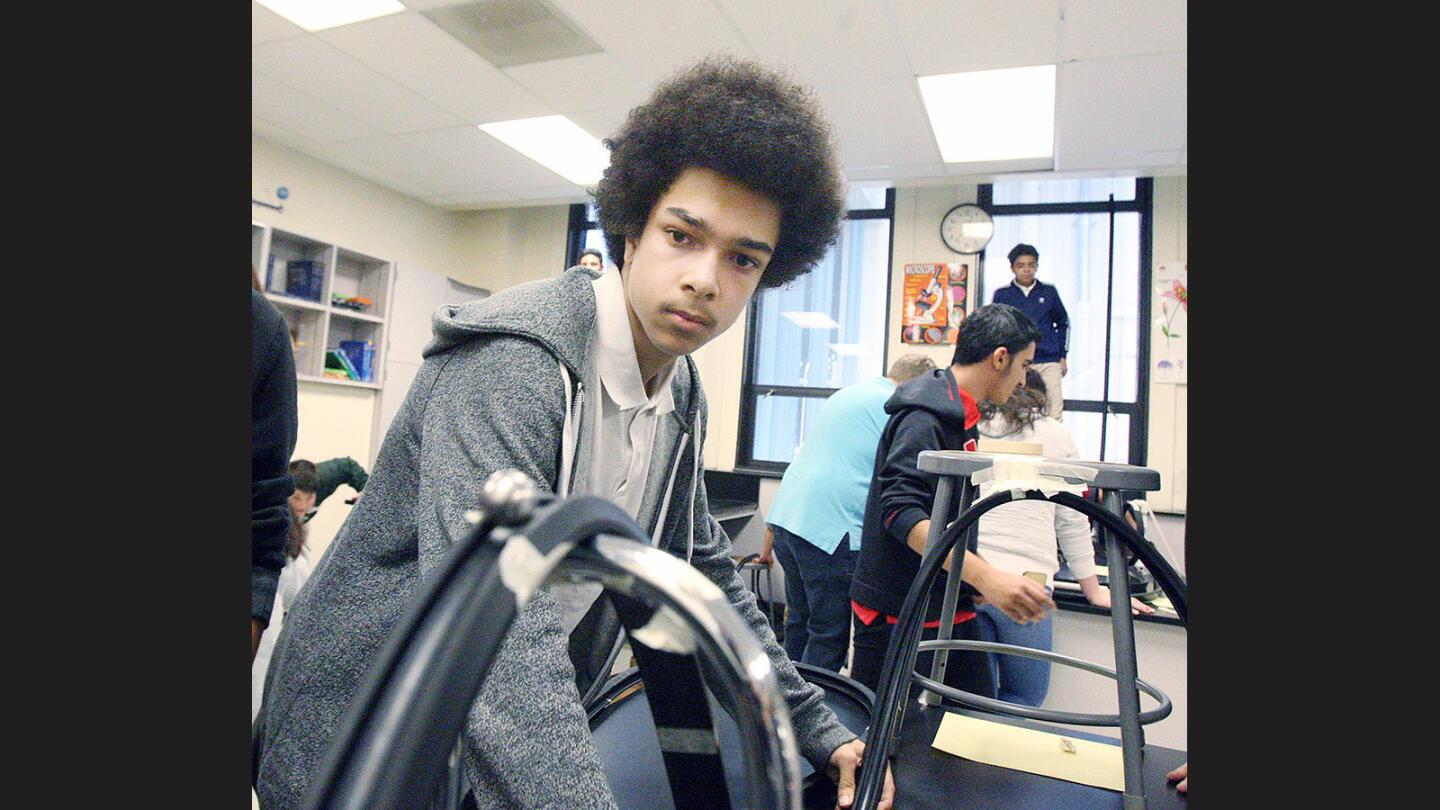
left=252, top=221, right=394, bottom=390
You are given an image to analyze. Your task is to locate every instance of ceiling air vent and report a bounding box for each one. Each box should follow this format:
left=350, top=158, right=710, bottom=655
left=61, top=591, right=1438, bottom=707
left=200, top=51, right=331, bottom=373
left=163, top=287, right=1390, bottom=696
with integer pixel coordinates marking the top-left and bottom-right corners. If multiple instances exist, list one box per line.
left=422, top=0, right=603, bottom=68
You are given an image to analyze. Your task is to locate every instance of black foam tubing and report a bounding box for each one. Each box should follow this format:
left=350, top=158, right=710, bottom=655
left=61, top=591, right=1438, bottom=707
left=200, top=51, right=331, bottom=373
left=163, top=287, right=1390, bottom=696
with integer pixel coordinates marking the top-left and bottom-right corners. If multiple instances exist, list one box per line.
left=851, top=488, right=1187, bottom=810
left=302, top=495, right=649, bottom=810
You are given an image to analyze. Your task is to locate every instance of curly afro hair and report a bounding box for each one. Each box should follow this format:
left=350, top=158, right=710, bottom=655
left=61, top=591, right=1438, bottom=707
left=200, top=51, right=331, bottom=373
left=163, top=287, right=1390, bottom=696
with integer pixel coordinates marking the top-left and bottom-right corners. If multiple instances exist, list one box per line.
left=593, top=55, right=845, bottom=290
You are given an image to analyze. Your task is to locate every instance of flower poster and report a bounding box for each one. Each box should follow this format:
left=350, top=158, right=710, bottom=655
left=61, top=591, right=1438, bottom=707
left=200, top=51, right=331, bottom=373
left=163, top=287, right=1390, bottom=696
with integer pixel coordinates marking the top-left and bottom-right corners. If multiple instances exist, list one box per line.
left=1152, top=261, right=1187, bottom=383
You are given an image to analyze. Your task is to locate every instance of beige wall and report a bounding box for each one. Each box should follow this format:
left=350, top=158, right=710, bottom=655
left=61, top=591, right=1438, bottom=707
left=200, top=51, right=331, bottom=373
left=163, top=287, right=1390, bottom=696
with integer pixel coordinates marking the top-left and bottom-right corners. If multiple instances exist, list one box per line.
left=886, top=184, right=984, bottom=371
left=253, top=136, right=473, bottom=283
left=253, top=136, right=574, bottom=559
left=1146, top=175, right=1188, bottom=512
left=253, top=135, right=571, bottom=291
left=293, top=381, right=376, bottom=561
left=452, top=204, right=572, bottom=291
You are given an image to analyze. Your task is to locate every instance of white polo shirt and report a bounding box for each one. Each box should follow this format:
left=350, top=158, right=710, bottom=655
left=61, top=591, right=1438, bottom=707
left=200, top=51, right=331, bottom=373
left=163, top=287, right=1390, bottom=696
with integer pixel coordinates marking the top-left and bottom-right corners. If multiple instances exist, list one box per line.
left=585, top=267, right=677, bottom=520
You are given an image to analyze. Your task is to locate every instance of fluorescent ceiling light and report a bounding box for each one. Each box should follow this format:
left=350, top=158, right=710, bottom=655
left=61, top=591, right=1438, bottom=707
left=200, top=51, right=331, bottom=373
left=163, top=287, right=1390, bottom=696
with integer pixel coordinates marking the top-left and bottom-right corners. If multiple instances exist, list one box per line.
left=254, top=0, right=406, bottom=32
left=782, top=312, right=841, bottom=330
left=917, top=65, right=1056, bottom=163
left=478, top=116, right=610, bottom=186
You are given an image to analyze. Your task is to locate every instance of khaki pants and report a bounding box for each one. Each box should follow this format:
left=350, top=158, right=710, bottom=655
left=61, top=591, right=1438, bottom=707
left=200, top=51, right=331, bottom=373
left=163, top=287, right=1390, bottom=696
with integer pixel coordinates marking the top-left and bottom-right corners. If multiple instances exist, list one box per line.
left=1031, top=361, right=1064, bottom=420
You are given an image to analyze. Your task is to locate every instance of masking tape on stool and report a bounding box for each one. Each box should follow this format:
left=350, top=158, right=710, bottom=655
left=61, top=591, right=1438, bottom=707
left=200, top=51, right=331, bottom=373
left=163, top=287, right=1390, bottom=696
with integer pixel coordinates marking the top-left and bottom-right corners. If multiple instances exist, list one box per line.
left=497, top=535, right=574, bottom=607
left=971, top=455, right=1094, bottom=498
left=631, top=603, right=698, bottom=654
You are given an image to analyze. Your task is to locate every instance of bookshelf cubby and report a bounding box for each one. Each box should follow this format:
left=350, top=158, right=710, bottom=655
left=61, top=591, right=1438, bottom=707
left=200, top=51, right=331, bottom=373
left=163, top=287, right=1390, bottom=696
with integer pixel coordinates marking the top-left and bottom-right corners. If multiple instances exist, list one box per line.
left=252, top=220, right=393, bottom=389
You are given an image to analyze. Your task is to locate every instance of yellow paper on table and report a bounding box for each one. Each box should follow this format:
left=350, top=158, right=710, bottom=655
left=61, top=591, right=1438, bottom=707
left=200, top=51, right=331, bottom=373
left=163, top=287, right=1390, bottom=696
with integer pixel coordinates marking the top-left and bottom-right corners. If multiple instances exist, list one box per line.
left=931, top=712, right=1125, bottom=791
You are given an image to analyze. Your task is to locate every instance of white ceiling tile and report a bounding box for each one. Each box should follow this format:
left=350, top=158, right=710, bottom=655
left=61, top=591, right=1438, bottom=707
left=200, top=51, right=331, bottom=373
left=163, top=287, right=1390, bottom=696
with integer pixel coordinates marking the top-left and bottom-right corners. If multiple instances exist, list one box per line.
left=814, top=78, right=943, bottom=168
left=547, top=0, right=756, bottom=87
left=253, top=36, right=464, bottom=134
left=252, top=70, right=382, bottom=143
left=320, top=136, right=491, bottom=195
left=399, top=0, right=471, bottom=10
left=1056, top=149, right=1181, bottom=173
left=890, top=0, right=1062, bottom=76
left=1061, top=0, right=1186, bottom=61
left=713, top=0, right=912, bottom=85
left=1055, top=53, right=1186, bottom=158
left=251, top=119, right=324, bottom=157
left=399, top=126, right=574, bottom=189
left=252, top=1, right=306, bottom=45
left=318, top=12, right=555, bottom=124
left=444, top=190, right=520, bottom=206
left=845, top=162, right=948, bottom=182
left=568, top=107, right=632, bottom=142
left=944, top=156, right=1053, bottom=176
left=503, top=53, right=649, bottom=114
left=297, top=141, right=434, bottom=199
left=519, top=184, right=588, bottom=198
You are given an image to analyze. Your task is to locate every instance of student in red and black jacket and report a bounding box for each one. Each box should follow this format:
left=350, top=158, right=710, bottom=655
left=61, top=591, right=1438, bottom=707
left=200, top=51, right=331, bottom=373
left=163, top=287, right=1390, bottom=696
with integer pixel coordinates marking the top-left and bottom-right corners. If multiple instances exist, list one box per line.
left=849, top=303, right=1056, bottom=697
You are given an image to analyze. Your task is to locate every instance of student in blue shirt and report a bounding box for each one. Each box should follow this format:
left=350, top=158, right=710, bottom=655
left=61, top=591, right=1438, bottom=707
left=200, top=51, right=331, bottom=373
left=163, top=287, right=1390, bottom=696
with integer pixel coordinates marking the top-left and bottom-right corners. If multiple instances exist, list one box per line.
left=991, top=243, right=1070, bottom=419
left=760, top=354, right=937, bottom=671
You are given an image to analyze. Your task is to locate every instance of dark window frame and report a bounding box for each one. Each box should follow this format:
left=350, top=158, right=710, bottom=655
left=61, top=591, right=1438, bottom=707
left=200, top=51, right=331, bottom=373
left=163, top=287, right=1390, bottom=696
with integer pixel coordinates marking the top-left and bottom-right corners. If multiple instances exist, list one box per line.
left=736, top=188, right=897, bottom=474
left=564, top=202, right=596, bottom=269
left=976, top=178, right=1154, bottom=465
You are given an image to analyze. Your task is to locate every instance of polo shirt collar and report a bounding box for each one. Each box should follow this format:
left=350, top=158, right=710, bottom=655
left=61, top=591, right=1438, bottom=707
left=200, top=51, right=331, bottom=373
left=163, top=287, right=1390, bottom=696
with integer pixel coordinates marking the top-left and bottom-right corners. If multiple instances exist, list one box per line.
left=592, top=267, right=676, bottom=414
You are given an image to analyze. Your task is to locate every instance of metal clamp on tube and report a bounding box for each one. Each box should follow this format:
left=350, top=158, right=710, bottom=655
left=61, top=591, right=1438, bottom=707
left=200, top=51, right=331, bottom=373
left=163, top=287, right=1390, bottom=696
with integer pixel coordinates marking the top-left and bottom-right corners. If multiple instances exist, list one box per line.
left=851, top=452, right=1186, bottom=810
left=303, top=470, right=804, bottom=810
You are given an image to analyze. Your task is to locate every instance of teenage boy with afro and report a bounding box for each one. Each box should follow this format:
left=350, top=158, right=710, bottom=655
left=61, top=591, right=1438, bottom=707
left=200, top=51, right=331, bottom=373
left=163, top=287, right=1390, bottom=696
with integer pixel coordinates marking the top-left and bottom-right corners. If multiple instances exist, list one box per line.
left=255, top=56, right=894, bottom=809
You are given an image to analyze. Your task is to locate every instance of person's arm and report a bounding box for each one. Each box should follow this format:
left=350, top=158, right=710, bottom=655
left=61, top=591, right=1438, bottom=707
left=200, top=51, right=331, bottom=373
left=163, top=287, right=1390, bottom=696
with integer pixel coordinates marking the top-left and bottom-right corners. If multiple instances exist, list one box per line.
left=413, top=336, right=621, bottom=808
left=1077, top=574, right=1153, bottom=614
left=251, top=292, right=298, bottom=660
left=902, top=520, right=1052, bottom=623
left=756, top=524, right=774, bottom=565
left=687, top=475, right=858, bottom=767
left=333, top=456, right=369, bottom=493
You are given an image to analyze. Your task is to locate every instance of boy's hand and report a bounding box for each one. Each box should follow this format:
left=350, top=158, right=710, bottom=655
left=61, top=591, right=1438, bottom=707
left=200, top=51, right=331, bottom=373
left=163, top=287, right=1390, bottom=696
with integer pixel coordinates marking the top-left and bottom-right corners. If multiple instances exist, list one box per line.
left=827, top=739, right=893, bottom=809
left=974, top=569, right=1054, bottom=624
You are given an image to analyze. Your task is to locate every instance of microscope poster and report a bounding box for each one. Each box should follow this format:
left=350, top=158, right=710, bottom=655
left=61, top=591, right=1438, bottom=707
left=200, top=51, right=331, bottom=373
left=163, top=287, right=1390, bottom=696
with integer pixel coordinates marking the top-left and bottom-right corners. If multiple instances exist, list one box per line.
left=1152, top=261, right=1187, bottom=383
left=901, top=262, right=970, bottom=344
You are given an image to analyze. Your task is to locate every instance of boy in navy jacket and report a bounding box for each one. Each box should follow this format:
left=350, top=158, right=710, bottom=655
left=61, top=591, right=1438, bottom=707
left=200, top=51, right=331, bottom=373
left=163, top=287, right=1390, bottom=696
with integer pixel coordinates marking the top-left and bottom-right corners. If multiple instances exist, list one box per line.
left=991, top=243, right=1069, bottom=419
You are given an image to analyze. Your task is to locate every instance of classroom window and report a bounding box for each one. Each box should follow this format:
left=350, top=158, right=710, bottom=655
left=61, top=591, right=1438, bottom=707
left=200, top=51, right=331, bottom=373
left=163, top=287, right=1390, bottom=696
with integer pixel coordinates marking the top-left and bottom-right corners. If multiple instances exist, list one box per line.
left=978, top=178, right=1152, bottom=464
left=565, top=201, right=610, bottom=270
left=738, top=189, right=895, bottom=469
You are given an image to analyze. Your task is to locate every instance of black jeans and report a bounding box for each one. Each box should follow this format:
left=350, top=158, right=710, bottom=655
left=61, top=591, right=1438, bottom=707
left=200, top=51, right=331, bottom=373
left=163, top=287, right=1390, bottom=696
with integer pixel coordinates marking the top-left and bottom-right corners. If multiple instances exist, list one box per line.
left=849, top=610, right=996, bottom=702
left=771, top=525, right=856, bottom=672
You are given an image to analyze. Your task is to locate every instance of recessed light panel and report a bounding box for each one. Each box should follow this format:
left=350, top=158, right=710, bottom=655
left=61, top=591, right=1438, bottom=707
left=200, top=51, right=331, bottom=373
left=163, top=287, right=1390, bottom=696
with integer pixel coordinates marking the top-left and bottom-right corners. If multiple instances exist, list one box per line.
left=478, top=116, right=610, bottom=186
left=254, top=0, right=406, bottom=32
left=918, top=65, right=1056, bottom=163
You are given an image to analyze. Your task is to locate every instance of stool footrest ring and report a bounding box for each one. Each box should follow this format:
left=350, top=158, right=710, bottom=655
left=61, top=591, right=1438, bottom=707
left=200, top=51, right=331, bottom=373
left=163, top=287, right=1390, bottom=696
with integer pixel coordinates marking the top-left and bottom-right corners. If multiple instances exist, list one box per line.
left=912, top=638, right=1172, bottom=726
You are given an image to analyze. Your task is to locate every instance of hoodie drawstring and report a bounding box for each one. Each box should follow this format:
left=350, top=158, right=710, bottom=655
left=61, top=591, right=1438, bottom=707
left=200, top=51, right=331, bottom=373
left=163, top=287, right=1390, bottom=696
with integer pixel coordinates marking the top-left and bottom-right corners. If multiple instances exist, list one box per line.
left=557, top=364, right=583, bottom=498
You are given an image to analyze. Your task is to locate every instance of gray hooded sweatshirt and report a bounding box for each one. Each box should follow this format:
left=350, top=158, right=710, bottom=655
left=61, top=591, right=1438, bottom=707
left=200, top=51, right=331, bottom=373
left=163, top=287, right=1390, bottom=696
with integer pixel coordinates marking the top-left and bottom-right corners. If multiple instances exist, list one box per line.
left=255, top=267, right=855, bottom=808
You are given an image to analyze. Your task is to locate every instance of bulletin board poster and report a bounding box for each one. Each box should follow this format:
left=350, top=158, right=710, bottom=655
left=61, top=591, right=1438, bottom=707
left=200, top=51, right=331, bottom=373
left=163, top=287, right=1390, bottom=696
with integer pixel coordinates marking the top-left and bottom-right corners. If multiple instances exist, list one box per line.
left=1153, top=261, right=1188, bottom=383
left=902, top=262, right=965, bottom=345
left=947, top=262, right=971, bottom=340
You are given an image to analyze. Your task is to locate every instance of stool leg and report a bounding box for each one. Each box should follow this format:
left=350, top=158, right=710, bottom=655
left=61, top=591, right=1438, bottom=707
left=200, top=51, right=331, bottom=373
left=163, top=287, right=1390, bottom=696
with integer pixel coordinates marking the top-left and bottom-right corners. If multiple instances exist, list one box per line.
left=1103, top=489, right=1146, bottom=809
left=923, top=476, right=971, bottom=706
